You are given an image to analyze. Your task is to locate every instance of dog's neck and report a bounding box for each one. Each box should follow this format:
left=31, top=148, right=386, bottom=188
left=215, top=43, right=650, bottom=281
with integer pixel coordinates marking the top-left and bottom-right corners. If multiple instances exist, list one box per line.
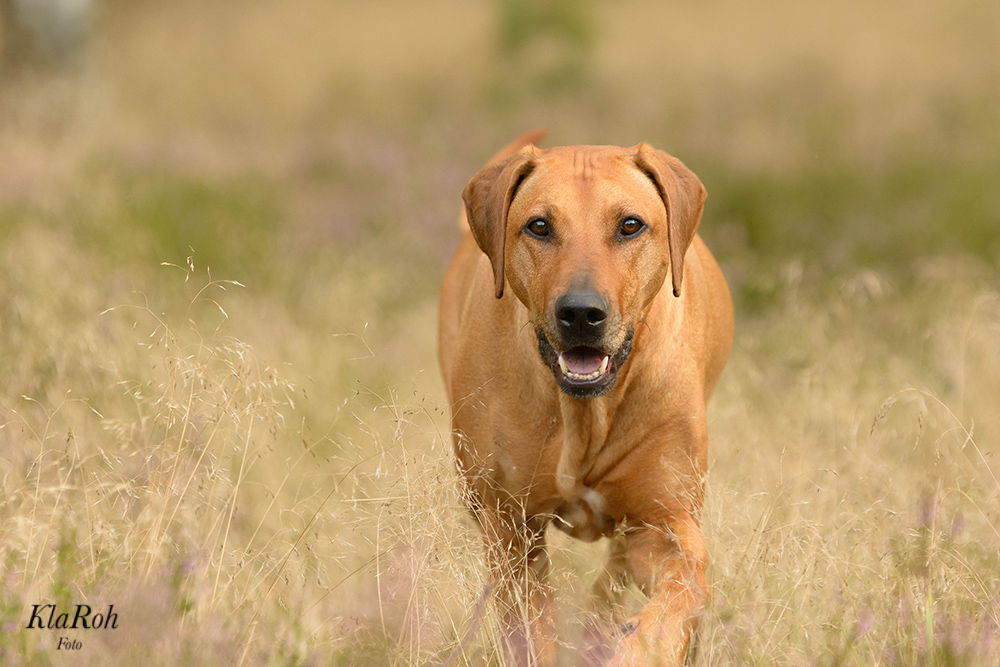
left=555, top=381, right=626, bottom=501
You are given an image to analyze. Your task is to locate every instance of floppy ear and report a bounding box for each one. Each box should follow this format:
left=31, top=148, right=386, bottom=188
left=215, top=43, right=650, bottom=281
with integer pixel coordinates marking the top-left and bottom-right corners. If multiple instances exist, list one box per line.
left=462, top=150, right=536, bottom=299
left=634, top=144, right=707, bottom=297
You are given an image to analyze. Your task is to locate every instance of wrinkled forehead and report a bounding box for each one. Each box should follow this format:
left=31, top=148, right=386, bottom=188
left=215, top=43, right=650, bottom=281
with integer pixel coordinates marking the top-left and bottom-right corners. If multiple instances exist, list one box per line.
left=512, top=145, right=662, bottom=213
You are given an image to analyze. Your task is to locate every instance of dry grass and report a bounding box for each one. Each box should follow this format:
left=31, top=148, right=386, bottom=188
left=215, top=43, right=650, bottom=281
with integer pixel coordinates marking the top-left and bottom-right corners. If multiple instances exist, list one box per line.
left=0, top=227, right=488, bottom=665
left=1, top=0, right=999, bottom=665
left=700, top=257, right=1000, bottom=665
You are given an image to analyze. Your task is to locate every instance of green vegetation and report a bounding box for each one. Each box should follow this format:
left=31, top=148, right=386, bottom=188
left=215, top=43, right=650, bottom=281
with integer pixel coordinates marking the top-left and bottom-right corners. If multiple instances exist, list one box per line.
left=0, top=0, right=998, bottom=664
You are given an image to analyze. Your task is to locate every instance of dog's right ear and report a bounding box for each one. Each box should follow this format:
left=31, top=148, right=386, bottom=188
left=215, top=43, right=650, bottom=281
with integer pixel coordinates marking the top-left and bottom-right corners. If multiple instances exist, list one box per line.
left=462, top=149, right=537, bottom=299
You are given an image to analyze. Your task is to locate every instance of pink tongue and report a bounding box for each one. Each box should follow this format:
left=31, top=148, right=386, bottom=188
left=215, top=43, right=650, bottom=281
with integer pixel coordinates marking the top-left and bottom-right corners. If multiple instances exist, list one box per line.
left=563, top=347, right=605, bottom=374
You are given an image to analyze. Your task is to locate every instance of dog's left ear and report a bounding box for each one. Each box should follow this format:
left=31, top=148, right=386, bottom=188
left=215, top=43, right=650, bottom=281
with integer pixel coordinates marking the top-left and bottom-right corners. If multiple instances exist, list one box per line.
left=634, top=145, right=707, bottom=297
left=462, top=148, right=537, bottom=299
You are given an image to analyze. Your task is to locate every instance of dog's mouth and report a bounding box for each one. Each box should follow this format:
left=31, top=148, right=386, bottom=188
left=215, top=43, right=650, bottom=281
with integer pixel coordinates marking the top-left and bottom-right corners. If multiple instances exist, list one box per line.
left=537, top=330, right=633, bottom=399
left=558, top=347, right=610, bottom=382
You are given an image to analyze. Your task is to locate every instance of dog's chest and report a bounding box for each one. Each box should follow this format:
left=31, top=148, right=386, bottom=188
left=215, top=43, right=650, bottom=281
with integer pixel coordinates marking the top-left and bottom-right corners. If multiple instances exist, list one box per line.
left=496, top=440, right=618, bottom=541
left=494, top=414, right=630, bottom=541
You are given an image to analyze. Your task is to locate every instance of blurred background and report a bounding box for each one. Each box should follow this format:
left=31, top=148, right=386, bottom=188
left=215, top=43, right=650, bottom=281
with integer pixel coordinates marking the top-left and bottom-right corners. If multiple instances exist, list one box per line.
left=1, top=1, right=999, bottom=665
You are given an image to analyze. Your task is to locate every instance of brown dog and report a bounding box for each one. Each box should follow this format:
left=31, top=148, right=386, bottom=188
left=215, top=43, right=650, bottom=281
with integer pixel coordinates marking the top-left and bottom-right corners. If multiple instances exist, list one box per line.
left=438, top=132, right=734, bottom=666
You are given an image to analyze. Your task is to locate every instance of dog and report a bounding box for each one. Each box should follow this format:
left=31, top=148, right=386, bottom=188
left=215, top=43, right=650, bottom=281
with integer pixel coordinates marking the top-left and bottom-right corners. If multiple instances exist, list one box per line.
left=438, top=131, right=734, bottom=666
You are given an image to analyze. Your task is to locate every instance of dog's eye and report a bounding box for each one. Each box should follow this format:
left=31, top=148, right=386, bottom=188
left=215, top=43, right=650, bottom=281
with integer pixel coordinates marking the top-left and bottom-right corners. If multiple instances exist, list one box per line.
left=619, top=218, right=645, bottom=237
left=525, top=218, right=551, bottom=239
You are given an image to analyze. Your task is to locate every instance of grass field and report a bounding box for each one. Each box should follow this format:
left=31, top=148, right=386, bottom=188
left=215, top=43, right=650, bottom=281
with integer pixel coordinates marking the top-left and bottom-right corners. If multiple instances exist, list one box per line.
left=1, top=1, right=999, bottom=664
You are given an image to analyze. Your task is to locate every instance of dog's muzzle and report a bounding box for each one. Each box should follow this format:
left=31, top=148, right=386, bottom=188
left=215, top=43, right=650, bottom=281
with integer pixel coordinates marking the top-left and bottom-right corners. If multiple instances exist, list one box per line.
left=536, top=328, right=633, bottom=399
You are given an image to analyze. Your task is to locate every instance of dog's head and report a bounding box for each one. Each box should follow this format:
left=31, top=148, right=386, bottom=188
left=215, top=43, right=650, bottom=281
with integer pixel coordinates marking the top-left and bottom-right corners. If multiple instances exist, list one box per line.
left=463, top=142, right=706, bottom=398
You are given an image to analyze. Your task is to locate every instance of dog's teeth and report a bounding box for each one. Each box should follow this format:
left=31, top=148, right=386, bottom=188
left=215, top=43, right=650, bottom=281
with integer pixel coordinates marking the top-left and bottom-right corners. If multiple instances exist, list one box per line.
left=558, top=353, right=612, bottom=382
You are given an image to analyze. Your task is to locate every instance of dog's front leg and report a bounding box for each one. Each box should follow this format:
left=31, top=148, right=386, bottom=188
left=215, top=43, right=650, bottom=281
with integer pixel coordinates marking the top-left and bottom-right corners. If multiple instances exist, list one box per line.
left=478, top=510, right=557, bottom=667
left=609, top=513, right=707, bottom=666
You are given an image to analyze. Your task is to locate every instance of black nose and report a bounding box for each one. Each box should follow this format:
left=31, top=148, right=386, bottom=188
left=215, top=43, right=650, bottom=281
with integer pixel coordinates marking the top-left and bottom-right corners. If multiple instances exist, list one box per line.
left=555, top=290, right=608, bottom=341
